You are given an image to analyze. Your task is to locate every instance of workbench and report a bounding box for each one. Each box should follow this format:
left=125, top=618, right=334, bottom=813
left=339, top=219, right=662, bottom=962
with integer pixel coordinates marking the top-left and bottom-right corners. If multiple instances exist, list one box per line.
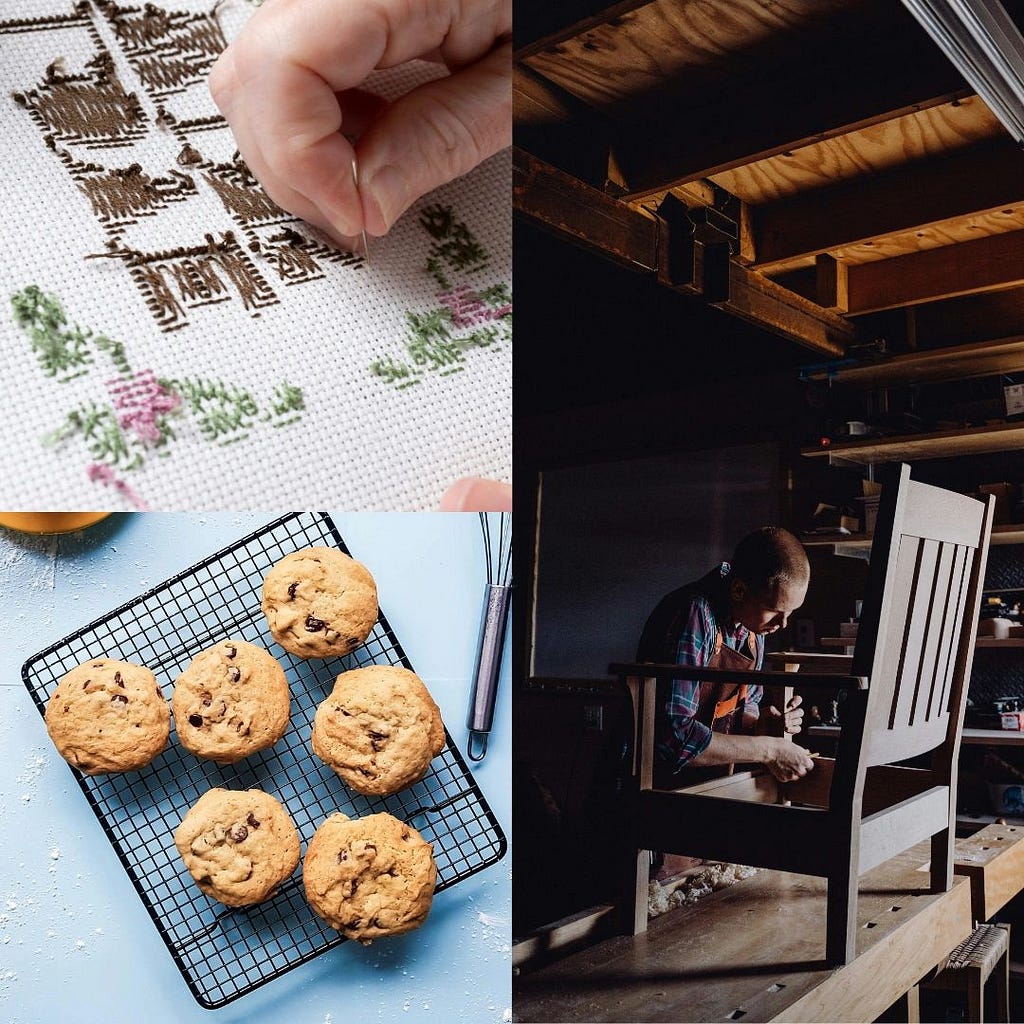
left=514, top=845, right=976, bottom=1023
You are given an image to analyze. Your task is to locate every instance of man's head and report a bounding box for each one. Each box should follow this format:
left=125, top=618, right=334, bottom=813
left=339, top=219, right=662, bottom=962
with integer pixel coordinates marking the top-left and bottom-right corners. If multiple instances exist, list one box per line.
left=727, top=527, right=809, bottom=635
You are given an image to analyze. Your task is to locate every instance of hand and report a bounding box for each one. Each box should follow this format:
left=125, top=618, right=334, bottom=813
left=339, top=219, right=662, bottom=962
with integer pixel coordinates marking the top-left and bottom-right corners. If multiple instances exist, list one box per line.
left=439, top=477, right=511, bottom=511
left=209, top=0, right=512, bottom=245
left=762, top=737, right=815, bottom=783
left=767, top=694, right=804, bottom=735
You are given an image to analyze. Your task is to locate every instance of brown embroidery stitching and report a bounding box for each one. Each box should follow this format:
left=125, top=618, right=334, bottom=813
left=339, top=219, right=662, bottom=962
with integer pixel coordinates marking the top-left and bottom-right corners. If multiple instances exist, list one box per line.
left=96, top=1, right=226, bottom=99
left=252, top=227, right=364, bottom=285
left=203, top=158, right=288, bottom=226
left=12, top=48, right=148, bottom=149
left=5, top=1, right=365, bottom=330
left=89, top=233, right=278, bottom=332
left=78, top=163, right=197, bottom=228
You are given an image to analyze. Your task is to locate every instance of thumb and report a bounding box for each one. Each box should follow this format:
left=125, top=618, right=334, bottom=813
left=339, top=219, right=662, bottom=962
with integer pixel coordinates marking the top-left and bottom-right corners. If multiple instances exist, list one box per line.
left=357, top=41, right=511, bottom=235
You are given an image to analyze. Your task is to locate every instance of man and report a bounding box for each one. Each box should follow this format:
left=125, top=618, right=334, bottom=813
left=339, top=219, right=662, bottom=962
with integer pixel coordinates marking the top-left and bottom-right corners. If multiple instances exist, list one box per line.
left=638, top=527, right=815, bottom=787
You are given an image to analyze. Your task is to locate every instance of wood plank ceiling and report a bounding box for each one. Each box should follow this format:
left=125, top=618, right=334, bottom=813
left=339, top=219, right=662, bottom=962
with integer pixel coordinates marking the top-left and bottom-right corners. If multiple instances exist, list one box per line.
left=514, top=0, right=1024, bottom=357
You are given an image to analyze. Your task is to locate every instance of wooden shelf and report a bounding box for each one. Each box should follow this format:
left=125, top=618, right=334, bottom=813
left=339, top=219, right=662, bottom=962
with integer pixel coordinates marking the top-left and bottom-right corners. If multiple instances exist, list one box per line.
left=803, top=523, right=1024, bottom=551
left=802, top=335, right=1024, bottom=388
left=801, top=421, right=1024, bottom=464
left=976, top=637, right=1024, bottom=647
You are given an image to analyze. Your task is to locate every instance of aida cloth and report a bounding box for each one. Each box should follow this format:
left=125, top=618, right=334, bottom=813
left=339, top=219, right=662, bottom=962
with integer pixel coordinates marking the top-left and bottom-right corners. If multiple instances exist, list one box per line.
left=0, top=0, right=511, bottom=510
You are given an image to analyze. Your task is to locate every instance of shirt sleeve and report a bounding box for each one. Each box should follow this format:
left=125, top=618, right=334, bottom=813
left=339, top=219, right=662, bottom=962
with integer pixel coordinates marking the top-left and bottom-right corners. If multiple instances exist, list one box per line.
left=655, top=597, right=715, bottom=770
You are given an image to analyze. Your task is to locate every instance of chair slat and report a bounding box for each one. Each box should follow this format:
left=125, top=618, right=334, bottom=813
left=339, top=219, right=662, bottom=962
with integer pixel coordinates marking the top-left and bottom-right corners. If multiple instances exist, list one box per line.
left=914, top=541, right=957, bottom=725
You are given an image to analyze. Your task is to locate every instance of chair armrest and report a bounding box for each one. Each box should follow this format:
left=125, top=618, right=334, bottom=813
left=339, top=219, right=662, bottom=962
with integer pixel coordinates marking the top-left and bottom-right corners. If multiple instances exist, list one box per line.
left=608, top=662, right=868, bottom=690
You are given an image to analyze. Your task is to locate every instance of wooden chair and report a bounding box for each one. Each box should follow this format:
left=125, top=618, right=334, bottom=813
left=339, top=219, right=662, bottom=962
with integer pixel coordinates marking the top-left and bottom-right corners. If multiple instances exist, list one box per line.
left=610, top=464, right=994, bottom=966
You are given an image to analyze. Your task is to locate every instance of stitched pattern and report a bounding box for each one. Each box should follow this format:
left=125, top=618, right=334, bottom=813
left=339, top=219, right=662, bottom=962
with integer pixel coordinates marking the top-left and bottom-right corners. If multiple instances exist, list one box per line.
left=370, top=206, right=512, bottom=389
left=4, top=0, right=364, bottom=335
left=11, top=285, right=305, bottom=498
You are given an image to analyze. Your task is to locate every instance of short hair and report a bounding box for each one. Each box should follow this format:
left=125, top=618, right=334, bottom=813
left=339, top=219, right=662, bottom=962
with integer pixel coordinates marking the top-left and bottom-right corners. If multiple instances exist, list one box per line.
left=730, top=527, right=809, bottom=595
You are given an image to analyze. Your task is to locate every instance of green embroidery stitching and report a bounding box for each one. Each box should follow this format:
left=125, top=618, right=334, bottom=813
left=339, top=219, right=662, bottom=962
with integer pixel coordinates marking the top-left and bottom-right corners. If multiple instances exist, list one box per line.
left=11, top=285, right=94, bottom=381
left=421, top=203, right=489, bottom=289
left=369, top=206, right=511, bottom=390
left=47, top=402, right=141, bottom=469
left=11, top=285, right=306, bottom=480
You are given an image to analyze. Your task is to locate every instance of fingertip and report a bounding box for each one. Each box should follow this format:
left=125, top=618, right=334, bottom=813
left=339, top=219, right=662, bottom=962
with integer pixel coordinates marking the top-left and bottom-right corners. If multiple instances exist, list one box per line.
left=439, top=477, right=512, bottom=512
left=362, top=163, right=412, bottom=236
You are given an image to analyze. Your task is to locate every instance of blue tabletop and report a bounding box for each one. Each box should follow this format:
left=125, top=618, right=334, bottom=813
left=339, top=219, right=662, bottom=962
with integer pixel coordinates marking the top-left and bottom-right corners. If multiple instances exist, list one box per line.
left=0, top=513, right=511, bottom=1024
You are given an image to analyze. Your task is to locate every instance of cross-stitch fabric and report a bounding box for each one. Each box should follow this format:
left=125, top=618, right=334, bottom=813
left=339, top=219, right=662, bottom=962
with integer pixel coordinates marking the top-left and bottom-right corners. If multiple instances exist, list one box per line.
left=0, top=0, right=511, bottom=510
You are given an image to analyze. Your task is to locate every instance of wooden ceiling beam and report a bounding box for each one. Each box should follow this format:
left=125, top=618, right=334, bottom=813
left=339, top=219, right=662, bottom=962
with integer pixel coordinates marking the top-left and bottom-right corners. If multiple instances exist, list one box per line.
left=513, top=0, right=653, bottom=61
left=604, top=24, right=969, bottom=199
left=753, top=138, right=1024, bottom=270
left=513, top=148, right=852, bottom=356
left=846, top=229, right=1024, bottom=315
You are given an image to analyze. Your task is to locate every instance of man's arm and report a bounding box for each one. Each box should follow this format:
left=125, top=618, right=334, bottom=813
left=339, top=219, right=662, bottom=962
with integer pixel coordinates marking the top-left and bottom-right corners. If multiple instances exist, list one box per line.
left=690, top=730, right=814, bottom=782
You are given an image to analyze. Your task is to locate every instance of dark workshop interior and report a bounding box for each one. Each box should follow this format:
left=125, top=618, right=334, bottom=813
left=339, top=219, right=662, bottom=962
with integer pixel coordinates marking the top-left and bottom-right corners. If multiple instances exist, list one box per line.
left=512, top=0, right=1024, bottom=1021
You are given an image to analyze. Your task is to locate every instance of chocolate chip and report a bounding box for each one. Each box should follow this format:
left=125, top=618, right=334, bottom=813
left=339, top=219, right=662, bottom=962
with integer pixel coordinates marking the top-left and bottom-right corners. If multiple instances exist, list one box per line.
left=201, top=692, right=212, bottom=707
left=230, top=825, right=248, bottom=843
left=365, top=843, right=376, bottom=853
left=246, top=812, right=260, bottom=829
left=114, top=671, right=124, bottom=687
left=337, top=850, right=348, bottom=862
left=340, top=709, right=352, bottom=717
left=111, top=693, right=129, bottom=704
left=188, top=714, right=203, bottom=728
left=225, top=644, right=236, bottom=658
left=305, top=616, right=326, bottom=632
left=369, top=731, right=386, bottom=752
left=370, top=918, right=382, bottom=928
left=228, top=667, right=241, bottom=682
left=347, top=637, right=360, bottom=648
left=402, top=830, right=411, bottom=841
left=288, top=581, right=299, bottom=600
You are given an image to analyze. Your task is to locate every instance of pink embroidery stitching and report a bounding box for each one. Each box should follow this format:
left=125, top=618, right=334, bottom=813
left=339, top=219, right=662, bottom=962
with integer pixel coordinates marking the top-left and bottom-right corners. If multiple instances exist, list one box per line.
left=87, top=463, right=151, bottom=510
left=107, top=369, right=181, bottom=444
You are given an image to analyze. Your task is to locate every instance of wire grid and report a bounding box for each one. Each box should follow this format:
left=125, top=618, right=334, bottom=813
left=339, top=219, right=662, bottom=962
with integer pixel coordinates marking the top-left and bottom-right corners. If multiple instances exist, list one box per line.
left=20, top=513, right=507, bottom=1009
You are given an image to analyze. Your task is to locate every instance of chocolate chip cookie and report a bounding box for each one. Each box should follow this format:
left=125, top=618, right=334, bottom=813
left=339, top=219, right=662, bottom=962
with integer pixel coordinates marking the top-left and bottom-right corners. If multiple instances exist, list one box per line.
left=311, top=666, right=445, bottom=796
left=261, top=547, right=378, bottom=659
left=45, top=658, right=169, bottom=774
left=172, top=640, right=290, bottom=764
left=303, top=812, right=436, bottom=942
left=174, top=788, right=300, bottom=907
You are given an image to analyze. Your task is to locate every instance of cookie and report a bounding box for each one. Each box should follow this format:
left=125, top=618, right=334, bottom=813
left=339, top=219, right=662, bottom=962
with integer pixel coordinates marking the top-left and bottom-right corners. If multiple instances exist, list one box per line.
left=174, top=788, right=300, bottom=907
left=172, top=639, right=290, bottom=764
left=311, top=666, right=445, bottom=796
left=261, top=547, right=378, bottom=659
left=45, top=658, right=168, bottom=774
left=303, top=812, right=436, bottom=942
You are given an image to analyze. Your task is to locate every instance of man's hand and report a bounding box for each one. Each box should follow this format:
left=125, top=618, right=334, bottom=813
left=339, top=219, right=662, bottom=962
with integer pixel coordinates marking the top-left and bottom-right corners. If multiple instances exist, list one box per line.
left=209, top=0, right=512, bottom=246
left=762, top=737, right=815, bottom=783
left=766, top=693, right=804, bottom=735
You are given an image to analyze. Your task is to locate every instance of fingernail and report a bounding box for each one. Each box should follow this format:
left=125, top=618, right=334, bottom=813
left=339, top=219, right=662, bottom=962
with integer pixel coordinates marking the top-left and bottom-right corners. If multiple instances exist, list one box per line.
left=366, top=164, right=411, bottom=231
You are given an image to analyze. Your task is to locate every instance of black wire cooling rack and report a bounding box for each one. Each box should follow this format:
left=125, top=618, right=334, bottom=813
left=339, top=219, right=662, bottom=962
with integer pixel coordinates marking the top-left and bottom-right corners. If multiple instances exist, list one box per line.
left=21, top=512, right=507, bottom=1009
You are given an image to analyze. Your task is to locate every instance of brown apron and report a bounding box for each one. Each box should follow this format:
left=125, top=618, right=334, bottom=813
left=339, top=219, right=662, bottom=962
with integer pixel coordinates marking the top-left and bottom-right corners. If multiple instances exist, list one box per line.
left=697, top=628, right=759, bottom=735
left=655, top=627, right=759, bottom=787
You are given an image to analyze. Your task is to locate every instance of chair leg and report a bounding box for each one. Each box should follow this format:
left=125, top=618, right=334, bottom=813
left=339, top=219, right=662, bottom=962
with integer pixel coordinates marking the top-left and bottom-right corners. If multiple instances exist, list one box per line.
left=930, top=826, right=954, bottom=892
left=967, top=967, right=983, bottom=1024
left=623, top=849, right=651, bottom=936
left=825, top=866, right=858, bottom=966
left=996, top=939, right=1010, bottom=1023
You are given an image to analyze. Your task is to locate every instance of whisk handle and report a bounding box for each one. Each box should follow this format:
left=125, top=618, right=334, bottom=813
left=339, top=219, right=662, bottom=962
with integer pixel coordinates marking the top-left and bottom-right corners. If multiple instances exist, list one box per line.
left=467, top=583, right=512, bottom=751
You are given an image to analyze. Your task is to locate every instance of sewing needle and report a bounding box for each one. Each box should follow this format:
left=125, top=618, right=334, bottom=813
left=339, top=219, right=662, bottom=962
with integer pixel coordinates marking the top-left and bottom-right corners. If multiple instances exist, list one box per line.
left=351, top=157, right=370, bottom=265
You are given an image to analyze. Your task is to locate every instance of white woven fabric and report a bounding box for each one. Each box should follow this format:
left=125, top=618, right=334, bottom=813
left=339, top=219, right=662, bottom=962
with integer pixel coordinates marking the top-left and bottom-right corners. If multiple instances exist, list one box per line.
left=0, top=0, right=511, bottom=510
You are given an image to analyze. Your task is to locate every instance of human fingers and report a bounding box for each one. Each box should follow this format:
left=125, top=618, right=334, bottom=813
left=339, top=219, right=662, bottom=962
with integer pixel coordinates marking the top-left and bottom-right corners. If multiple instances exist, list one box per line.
left=786, top=694, right=803, bottom=711
left=439, top=478, right=512, bottom=512
left=356, top=40, right=512, bottom=235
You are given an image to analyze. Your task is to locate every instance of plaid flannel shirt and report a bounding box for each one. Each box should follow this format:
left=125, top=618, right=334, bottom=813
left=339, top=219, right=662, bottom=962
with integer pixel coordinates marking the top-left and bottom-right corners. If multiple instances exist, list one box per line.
left=655, top=563, right=764, bottom=772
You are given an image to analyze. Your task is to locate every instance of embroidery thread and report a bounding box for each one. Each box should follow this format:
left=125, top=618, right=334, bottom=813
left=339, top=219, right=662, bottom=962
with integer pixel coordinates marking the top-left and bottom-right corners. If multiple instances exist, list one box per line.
left=369, top=206, right=511, bottom=389
left=10, top=285, right=306, bottom=498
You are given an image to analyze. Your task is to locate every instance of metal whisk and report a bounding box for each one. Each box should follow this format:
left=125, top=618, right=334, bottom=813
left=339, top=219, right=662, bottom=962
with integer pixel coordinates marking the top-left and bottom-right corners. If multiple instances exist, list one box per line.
left=466, top=512, right=512, bottom=761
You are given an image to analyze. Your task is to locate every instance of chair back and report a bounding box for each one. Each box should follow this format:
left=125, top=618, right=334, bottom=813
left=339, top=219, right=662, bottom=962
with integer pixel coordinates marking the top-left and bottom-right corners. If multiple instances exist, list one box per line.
left=852, top=465, right=994, bottom=767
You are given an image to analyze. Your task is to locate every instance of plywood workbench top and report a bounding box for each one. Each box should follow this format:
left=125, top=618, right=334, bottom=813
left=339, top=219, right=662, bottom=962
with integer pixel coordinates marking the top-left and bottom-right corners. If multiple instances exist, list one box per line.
left=513, top=846, right=973, bottom=1023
